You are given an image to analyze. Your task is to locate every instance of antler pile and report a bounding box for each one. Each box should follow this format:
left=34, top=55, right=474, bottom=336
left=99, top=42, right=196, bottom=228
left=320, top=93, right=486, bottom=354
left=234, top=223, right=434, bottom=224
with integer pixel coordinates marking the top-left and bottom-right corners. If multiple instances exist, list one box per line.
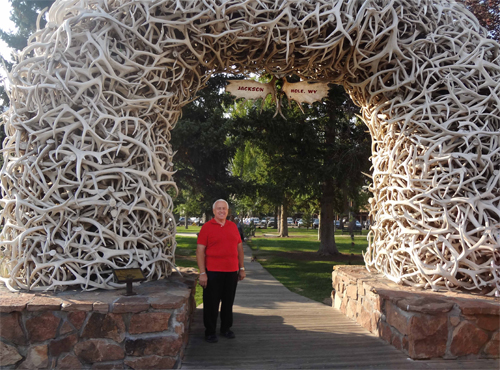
left=1, top=0, right=498, bottom=294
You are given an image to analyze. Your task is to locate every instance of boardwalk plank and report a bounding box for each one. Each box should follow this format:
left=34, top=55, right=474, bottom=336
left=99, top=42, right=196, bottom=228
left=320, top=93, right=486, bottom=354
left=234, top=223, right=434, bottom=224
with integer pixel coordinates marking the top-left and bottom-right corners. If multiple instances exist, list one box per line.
left=182, top=244, right=499, bottom=369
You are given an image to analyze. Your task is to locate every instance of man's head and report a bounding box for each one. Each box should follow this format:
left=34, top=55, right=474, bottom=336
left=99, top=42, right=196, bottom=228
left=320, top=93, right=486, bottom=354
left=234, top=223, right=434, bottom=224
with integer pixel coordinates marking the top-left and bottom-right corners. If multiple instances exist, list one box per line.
left=213, top=199, right=229, bottom=223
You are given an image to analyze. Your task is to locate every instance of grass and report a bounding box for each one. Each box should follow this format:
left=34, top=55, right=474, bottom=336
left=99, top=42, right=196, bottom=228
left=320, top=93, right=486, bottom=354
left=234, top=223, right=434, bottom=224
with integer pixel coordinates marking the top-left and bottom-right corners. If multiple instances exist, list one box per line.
left=174, top=236, right=204, bottom=306
left=247, top=233, right=367, bottom=303
left=174, top=230, right=368, bottom=306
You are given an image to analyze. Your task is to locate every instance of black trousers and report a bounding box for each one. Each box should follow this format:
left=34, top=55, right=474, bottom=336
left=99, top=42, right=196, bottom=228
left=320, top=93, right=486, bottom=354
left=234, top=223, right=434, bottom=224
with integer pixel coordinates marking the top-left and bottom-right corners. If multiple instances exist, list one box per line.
left=203, top=271, right=239, bottom=336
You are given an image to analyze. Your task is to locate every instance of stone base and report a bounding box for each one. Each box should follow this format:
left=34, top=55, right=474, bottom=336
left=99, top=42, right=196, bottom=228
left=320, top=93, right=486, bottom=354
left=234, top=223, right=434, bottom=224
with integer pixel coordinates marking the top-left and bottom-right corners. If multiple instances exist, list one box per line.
left=0, top=268, right=198, bottom=369
left=332, top=266, right=499, bottom=360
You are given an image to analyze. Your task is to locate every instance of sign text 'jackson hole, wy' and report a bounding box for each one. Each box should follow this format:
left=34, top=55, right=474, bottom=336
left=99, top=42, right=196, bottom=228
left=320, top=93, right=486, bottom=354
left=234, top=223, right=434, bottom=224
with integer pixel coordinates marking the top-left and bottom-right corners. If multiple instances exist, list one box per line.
left=225, top=79, right=330, bottom=106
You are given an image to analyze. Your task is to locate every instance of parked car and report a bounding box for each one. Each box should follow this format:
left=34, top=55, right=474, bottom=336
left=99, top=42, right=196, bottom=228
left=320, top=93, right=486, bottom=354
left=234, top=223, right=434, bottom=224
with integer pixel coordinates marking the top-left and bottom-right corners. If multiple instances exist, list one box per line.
left=312, top=218, right=319, bottom=229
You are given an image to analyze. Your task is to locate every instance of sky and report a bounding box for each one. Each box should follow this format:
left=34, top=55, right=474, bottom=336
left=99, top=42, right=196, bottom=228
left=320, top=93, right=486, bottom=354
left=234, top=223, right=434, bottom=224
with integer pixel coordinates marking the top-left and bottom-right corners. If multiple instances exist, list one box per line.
left=0, top=0, right=16, bottom=79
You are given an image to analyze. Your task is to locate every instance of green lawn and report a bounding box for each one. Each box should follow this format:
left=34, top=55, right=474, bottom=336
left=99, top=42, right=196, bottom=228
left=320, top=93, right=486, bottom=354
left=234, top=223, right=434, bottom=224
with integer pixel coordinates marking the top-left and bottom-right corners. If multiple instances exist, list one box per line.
left=247, top=234, right=366, bottom=303
left=174, top=232, right=367, bottom=305
left=174, top=236, right=204, bottom=305
left=176, top=225, right=202, bottom=234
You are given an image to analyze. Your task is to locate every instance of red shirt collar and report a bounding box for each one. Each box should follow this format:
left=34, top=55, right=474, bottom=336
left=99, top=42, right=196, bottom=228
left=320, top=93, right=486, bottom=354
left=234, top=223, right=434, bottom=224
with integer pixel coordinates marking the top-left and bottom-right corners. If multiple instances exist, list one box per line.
left=210, top=218, right=227, bottom=227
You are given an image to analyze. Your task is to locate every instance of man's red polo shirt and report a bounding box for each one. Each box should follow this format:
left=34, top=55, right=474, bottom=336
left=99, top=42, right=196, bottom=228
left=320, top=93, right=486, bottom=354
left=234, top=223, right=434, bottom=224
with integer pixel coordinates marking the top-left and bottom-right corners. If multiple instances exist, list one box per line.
left=197, top=219, right=242, bottom=272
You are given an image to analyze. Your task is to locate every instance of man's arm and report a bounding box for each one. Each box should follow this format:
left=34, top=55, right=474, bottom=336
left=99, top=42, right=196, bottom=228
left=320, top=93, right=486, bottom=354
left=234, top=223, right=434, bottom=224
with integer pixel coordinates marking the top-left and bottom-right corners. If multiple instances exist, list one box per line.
left=237, top=242, right=246, bottom=281
left=196, top=244, right=208, bottom=288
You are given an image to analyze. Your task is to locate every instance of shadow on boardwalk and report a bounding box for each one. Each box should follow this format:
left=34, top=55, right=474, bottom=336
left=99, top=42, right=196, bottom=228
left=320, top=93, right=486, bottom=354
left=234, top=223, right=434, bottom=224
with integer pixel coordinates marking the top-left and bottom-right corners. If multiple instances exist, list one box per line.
left=182, top=244, right=498, bottom=369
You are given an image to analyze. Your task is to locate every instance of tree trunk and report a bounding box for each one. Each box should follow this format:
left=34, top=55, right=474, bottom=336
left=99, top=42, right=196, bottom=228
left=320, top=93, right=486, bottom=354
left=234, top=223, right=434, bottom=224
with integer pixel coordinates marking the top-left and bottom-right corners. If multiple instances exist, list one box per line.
left=276, top=207, right=281, bottom=233
left=279, top=203, right=289, bottom=237
left=318, top=179, right=339, bottom=255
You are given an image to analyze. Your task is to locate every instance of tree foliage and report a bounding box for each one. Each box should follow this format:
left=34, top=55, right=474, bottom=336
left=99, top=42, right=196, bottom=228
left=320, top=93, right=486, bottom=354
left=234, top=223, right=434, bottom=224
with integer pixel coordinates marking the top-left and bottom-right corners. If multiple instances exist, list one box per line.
left=170, top=75, right=242, bottom=218
left=0, top=0, right=55, bottom=51
left=460, top=0, right=500, bottom=41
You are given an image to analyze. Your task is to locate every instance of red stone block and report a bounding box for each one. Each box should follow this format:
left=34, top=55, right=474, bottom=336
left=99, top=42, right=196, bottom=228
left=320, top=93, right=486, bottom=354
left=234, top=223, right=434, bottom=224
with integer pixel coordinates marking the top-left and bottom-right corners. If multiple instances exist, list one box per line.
left=149, top=295, right=186, bottom=310
left=450, top=321, right=489, bottom=356
left=379, top=321, right=392, bottom=343
left=392, top=334, right=402, bottom=350
left=124, top=355, right=176, bottom=369
left=408, top=314, right=447, bottom=341
left=82, top=313, right=125, bottom=343
left=457, top=299, right=499, bottom=316
left=0, top=341, right=22, bottom=365
left=93, top=302, right=109, bottom=313
left=346, top=285, right=358, bottom=299
left=68, top=311, right=87, bottom=330
left=61, top=300, right=93, bottom=312
left=18, top=344, right=48, bottom=369
left=56, top=354, right=82, bottom=369
left=26, top=296, right=62, bottom=311
left=91, top=363, right=125, bottom=370
left=26, top=312, right=61, bottom=342
left=340, top=293, right=348, bottom=314
left=358, top=304, right=372, bottom=332
left=175, top=310, right=187, bottom=325
left=129, top=312, right=171, bottom=334
left=408, top=314, right=448, bottom=359
left=0, top=312, right=27, bottom=345
left=49, top=334, right=78, bottom=357
left=396, top=297, right=453, bottom=314
left=174, top=323, right=185, bottom=335
left=346, top=298, right=357, bottom=319
left=464, top=314, right=500, bottom=332
left=111, top=297, right=149, bottom=313
left=484, top=331, right=499, bottom=357
left=0, top=296, right=31, bottom=312
left=385, top=302, right=410, bottom=336
left=74, top=339, right=125, bottom=363
left=371, top=311, right=382, bottom=335
left=59, top=321, right=74, bottom=335
left=125, top=336, right=182, bottom=357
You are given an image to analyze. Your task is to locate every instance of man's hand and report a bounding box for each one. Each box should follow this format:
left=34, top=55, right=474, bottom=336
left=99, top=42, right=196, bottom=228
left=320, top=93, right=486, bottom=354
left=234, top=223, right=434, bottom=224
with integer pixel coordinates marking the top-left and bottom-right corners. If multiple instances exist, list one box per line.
left=238, top=270, right=246, bottom=281
left=199, top=273, right=208, bottom=288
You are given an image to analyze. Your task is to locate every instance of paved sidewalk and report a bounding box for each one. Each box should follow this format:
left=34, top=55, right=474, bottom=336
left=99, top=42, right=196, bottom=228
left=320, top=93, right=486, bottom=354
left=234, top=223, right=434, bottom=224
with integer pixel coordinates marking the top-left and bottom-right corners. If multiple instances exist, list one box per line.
left=182, top=243, right=499, bottom=369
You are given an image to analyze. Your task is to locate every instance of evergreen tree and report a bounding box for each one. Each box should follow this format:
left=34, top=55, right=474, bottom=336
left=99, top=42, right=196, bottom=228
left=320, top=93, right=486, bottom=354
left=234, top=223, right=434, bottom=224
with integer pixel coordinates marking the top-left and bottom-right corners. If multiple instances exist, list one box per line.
left=170, top=75, right=242, bottom=218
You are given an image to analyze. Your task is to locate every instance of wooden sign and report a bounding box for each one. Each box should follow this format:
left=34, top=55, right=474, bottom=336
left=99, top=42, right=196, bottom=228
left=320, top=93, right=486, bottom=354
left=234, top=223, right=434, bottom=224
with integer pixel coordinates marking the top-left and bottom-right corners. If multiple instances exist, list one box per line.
left=282, top=81, right=330, bottom=105
left=226, top=79, right=330, bottom=107
left=226, top=80, right=274, bottom=101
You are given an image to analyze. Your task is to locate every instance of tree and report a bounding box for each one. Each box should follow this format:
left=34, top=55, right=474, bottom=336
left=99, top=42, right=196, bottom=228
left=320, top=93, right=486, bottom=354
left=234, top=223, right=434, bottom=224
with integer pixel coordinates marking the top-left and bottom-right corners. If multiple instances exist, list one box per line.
left=0, top=1, right=56, bottom=112
left=310, top=86, right=371, bottom=255
left=460, top=0, right=500, bottom=41
left=229, top=78, right=371, bottom=246
left=229, top=90, right=320, bottom=237
left=170, top=75, right=241, bottom=219
left=0, top=1, right=55, bottom=51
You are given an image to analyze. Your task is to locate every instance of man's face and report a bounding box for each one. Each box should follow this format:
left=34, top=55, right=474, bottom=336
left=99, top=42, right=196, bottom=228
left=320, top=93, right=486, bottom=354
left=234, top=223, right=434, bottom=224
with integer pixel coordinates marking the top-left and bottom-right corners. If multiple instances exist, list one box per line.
left=213, top=201, right=228, bottom=221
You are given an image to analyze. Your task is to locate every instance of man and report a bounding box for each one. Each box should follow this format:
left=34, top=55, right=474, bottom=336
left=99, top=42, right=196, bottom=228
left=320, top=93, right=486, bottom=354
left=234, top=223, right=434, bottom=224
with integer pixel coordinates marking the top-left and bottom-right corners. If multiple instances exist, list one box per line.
left=196, top=199, right=246, bottom=343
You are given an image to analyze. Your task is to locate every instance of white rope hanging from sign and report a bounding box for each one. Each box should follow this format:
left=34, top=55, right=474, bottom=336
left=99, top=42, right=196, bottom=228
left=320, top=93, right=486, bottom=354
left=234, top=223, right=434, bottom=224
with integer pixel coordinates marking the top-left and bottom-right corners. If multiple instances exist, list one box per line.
left=0, top=0, right=498, bottom=294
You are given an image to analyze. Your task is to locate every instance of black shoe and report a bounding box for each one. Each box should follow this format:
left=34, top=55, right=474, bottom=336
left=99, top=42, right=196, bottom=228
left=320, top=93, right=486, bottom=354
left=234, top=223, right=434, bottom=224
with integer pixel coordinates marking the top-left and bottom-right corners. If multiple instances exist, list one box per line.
left=220, top=330, right=235, bottom=339
left=205, top=334, right=218, bottom=343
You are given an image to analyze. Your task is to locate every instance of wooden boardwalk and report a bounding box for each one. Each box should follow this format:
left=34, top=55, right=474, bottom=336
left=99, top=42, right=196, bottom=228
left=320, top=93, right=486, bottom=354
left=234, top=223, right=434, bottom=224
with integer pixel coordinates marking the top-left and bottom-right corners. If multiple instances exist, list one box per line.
left=182, top=244, right=498, bottom=369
